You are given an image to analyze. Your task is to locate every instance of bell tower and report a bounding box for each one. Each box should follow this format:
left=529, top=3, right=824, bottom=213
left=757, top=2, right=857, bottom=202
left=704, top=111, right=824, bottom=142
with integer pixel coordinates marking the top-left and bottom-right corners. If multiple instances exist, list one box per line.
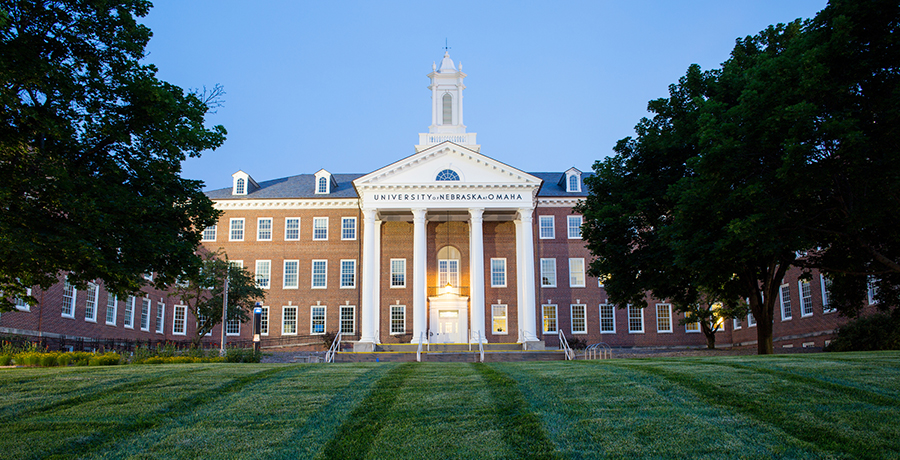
left=416, top=51, right=479, bottom=152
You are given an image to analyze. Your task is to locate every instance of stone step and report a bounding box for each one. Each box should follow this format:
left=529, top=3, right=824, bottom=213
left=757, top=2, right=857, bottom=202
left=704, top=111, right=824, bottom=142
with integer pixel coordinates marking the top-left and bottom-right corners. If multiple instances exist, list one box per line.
left=377, top=343, right=526, bottom=353
left=333, top=350, right=567, bottom=363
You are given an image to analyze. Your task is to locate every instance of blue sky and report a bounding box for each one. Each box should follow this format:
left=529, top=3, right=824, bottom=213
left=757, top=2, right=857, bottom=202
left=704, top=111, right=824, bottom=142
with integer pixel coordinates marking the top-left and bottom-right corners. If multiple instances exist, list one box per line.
left=142, top=0, right=828, bottom=190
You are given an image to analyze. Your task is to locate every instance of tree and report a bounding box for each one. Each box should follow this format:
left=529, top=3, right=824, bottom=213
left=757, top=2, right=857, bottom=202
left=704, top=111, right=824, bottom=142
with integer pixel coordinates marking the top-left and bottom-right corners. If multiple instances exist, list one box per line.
left=173, top=250, right=265, bottom=347
left=0, top=0, right=226, bottom=310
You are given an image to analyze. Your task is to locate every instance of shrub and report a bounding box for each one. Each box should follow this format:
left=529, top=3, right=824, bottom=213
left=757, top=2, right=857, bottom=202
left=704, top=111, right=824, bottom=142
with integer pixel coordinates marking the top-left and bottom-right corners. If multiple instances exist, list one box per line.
left=0, top=355, right=11, bottom=366
left=39, top=353, right=59, bottom=367
left=89, top=352, right=122, bottom=366
left=56, top=353, right=73, bottom=366
left=826, top=313, right=900, bottom=352
left=225, top=347, right=261, bottom=363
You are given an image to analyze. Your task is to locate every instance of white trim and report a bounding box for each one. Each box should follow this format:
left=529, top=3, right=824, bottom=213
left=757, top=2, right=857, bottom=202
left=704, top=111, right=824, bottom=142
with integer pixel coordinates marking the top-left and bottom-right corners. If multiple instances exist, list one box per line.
left=490, top=258, right=507, bottom=288
left=340, top=259, right=356, bottom=289
left=390, top=305, right=406, bottom=334
left=341, top=217, right=357, bottom=241
left=311, top=260, right=328, bottom=289
left=340, top=305, right=356, bottom=334
left=570, top=304, right=587, bottom=334
left=780, top=283, right=792, bottom=321
left=61, top=280, right=76, bottom=319
left=255, top=260, right=271, bottom=289
left=155, top=302, right=165, bottom=334
left=105, top=293, right=117, bottom=325
left=139, top=297, right=151, bottom=331
left=599, top=303, right=616, bottom=334
left=540, top=258, right=557, bottom=288
left=569, top=258, right=585, bottom=287
left=628, top=305, right=644, bottom=334
left=799, top=280, right=814, bottom=317
left=656, top=303, right=673, bottom=333
left=310, top=305, right=326, bottom=335
left=538, top=215, right=555, bottom=239
left=172, top=304, right=187, bottom=335
left=229, top=218, right=245, bottom=241
left=213, top=199, right=359, bottom=210
left=390, top=258, right=406, bottom=288
left=567, top=215, right=582, bottom=239
left=84, top=283, right=99, bottom=323
left=312, top=217, right=328, bottom=241
left=284, top=217, right=301, bottom=241
left=541, top=304, right=558, bottom=333
left=256, top=217, right=273, bottom=241
left=491, top=304, right=509, bottom=335
left=282, top=306, right=298, bottom=335
left=260, top=306, right=269, bottom=336
left=283, top=260, right=299, bottom=289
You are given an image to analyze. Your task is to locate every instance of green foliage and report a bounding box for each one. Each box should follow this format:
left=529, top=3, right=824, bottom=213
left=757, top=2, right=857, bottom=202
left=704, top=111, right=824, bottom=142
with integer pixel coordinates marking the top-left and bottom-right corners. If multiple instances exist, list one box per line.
left=88, top=352, right=123, bottom=366
left=0, top=0, right=226, bottom=310
left=224, top=347, right=261, bottom=363
left=9, top=350, right=122, bottom=367
left=826, top=313, right=900, bottom=352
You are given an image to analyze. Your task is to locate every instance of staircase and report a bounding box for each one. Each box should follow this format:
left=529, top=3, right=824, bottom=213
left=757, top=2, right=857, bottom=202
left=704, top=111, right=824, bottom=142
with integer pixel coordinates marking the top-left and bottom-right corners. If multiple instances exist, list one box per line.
left=332, top=342, right=568, bottom=363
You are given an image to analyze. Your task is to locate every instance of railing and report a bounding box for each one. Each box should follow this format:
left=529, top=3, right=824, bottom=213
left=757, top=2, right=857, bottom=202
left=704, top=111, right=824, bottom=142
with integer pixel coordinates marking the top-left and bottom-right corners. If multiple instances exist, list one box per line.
left=418, top=133, right=478, bottom=146
left=476, top=330, right=485, bottom=363
left=416, top=332, right=426, bottom=362
left=558, top=330, right=575, bottom=360
left=584, top=342, right=613, bottom=360
left=325, top=331, right=342, bottom=363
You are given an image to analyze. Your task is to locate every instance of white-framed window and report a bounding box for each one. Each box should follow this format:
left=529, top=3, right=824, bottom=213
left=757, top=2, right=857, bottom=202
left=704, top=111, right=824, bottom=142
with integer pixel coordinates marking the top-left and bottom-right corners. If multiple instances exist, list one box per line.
left=14, top=287, right=31, bottom=311
left=868, top=277, right=879, bottom=305
left=390, top=305, right=406, bottom=334
left=656, top=303, right=672, bottom=333
left=85, top=283, right=99, bottom=322
left=539, top=216, right=555, bottom=239
left=540, top=258, right=556, bottom=287
left=313, top=217, right=328, bottom=241
left=202, top=225, right=217, bottom=241
left=229, top=218, right=244, bottom=241
left=685, top=321, right=701, bottom=333
left=491, top=258, right=506, bottom=288
left=748, top=311, right=757, bottom=327
left=311, top=305, right=326, bottom=334
left=124, top=296, right=135, bottom=329
left=340, top=260, right=356, bottom=288
left=61, top=280, right=76, bottom=318
left=799, top=280, right=813, bottom=317
left=285, top=217, right=300, bottom=241
left=821, top=275, right=835, bottom=313
left=341, top=217, right=357, bottom=240
left=568, top=174, right=580, bottom=192
left=140, top=297, right=151, bottom=331
left=283, top=260, right=299, bottom=289
left=600, top=304, right=615, bottom=333
left=172, top=305, right=187, bottom=335
left=156, top=302, right=165, bottom=334
left=282, top=306, right=297, bottom=335
left=438, top=259, right=459, bottom=288
left=733, top=317, right=742, bottom=330
left=197, top=314, right=212, bottom=336
left=571, top=304, right=587, bottom=334
left=340, top=305, right=355, bottom=334
left=542, top=304, right=557, bottom=333
left=390, top=259, right=406, bottom=288
left=567, top=215, right=582, bottom=239
left=569, top=258, right=585, bottom=287
left=255, top=260, right=271, bottom=289
left=235, top=177, right=245, bottom=195
left=780, top=284, right=792, bottom=320
left=226, top=318, right=240, bottom=336
left=257, top=218, right=272, bottom=241
left=312, top=260, right=327, bottom=288
left=492, top=304, right=508, bottom=334
left=105, top=293, right=117, bottom=325
left=260, top=306, right=269, bottom=335
left=317, top=176, right=328, bottom=194
left=628, top=305, right=644, bottom=333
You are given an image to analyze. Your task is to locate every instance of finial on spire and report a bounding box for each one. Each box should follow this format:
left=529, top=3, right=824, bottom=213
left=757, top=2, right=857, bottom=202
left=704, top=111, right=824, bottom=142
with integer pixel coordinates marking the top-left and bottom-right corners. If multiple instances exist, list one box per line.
left=443, top=38, right=451, bottom=53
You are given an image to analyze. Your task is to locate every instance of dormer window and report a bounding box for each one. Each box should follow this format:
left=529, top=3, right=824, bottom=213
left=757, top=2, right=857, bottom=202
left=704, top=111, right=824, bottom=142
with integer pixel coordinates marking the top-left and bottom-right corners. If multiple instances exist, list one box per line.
left=568, top=175, right=578, bottom=192
left=561, top=167, right=582, bottom=193
left=236, top=178, right=245, bottom=195
left=436, top=169, right=460, bottom=181
left=231, top=170, right=258, bottom=196
left=317, top=177, right=327, bottom=194
left=314, top=169, right=336, bottom=194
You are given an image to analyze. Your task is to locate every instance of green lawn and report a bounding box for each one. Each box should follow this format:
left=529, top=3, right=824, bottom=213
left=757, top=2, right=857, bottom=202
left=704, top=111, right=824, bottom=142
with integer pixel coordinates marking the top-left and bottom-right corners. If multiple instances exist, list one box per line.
left=1, top=352, right=898, bottom=460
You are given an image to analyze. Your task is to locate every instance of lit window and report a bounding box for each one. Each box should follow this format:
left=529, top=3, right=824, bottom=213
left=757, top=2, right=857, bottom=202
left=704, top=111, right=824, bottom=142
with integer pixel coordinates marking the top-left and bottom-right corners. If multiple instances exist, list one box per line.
left=85, top=283, right=99, bottom=322
left=229, top=218, right=244, bottom=241
left=571, top=304, right=587, bottom=334
left=391, top=259, right=406, bottom=288
left=255, top=260, right=271, bottom=289
left=311, top=305, right=326, bottom=334
left=283, top=260, right=299, bottom=289
left=628, top=305, right=644, bottom=333
left=569, top=258, right=585, bottom=287
left=656, top=304, right=672, bottom=333
left=340, top=305, right=355, bottom=334
left=173, top=305, right=186, bottom=335
left=435, top=169, right=460, bottom=181
left=539, top=216, right=555, bottom=239
left=317, top=176, right=328, bottom=194
left=542, top=304, right=558, bottom=333
left=540, top=258, right=556, bottom=287
left=438, top=259, right=459, bottom=288
left=124, top=296, right=135, bottom=328
left=799, top=280, right=813, bottom=317
left=313, top=217, right=328, bottom=240
left=285, top=218, right=300, bottom=241
left=491, top=258, right=506, bottom=288
left=390, top=305, right=406, bottom=334
left=62, top=280, right=76, bottom=318
left=140, top=297, right=151, bottom=331
left=600, top=304, right=615, bottom=333
left=202, top=225, right=217, bottom=241
left=780, top=284, right=792, bottom=320
left=341, top=260, right=356, bottom=288
left=257, top=218, right=272, bottom=241
left=236, top=178, right=245, bottom=194
left=567, top=215, right=582, bottom=239
left=492, top=304, right=508, bottom=334
left=105, top=294, right=117, bottom=325
left=156, top=302, right=165, bottom=334
left=282, top=306, right=297, bottom=335
left=312, top=260, right=327, bottom=288
left=341, top=217, right=357, bottom=240
left=685, top=321, right=700, bottom=333
left=260, top=306, right=269, bottom=335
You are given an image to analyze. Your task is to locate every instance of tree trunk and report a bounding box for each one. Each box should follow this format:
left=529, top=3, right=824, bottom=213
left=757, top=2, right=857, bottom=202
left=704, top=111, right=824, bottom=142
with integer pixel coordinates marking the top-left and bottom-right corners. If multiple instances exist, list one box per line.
left=701, top=321, right=716, bottom=349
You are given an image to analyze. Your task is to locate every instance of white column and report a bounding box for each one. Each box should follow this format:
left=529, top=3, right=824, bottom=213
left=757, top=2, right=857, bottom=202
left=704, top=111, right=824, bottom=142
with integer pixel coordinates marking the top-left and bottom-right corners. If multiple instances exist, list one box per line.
left=515, top=220, right=525, bottom=342
left=411, top=208, right=428, bottom=343
left=373, top=219, right=382, bottom=343
left=360, top=209, right=378, bottom=344
left=517, top=208, right=537, bottom=342
left=469, top=208, right=485, bottom=342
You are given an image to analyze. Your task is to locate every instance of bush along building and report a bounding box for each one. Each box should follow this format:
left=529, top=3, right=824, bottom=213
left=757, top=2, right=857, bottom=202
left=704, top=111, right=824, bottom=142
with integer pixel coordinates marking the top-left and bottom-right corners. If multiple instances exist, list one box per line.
left=0, top=52, right=854, bottom=352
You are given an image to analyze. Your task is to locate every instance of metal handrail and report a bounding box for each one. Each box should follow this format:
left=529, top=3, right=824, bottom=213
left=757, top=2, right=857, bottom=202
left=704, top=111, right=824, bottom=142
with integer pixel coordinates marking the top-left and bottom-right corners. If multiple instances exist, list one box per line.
left=558, top=330, right=575, bottom=360
left=477, top=330, right=485, bottom=362
left=584, top=342, right=613, bottom=359
left=325, top=331, right=343, bottom=363
left=416, top=332, right=425, bottom=362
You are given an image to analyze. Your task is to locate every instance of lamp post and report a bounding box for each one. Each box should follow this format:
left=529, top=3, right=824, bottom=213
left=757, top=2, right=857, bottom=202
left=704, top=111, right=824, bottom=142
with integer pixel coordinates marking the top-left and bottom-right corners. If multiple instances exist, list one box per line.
left=220, top=273, right=229, bottom=355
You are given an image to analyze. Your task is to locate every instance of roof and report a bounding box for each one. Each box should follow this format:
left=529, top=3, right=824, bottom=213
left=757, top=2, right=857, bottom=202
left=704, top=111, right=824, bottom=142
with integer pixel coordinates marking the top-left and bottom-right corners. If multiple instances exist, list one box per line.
left=205, top=171, right=592, bottom=200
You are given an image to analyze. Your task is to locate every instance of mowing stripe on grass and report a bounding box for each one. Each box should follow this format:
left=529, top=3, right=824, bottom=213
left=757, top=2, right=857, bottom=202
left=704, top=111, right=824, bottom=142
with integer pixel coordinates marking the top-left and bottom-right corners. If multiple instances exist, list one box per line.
left=318, top=363, right=413, bottom=460
left=36, top=365, right=297, bottom=460
left=473, top=363, right=560, bottom=460
left=610, top=361, right=893, bottom=460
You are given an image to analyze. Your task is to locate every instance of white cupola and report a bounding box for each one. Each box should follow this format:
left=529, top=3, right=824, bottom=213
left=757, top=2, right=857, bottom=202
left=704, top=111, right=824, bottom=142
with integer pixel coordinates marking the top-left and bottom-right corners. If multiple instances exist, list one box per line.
left=417, top=51, right=479, bottom=152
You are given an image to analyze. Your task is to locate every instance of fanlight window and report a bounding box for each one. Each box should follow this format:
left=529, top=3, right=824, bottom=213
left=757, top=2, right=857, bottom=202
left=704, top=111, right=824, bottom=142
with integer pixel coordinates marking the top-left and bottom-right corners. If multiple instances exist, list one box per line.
left=436, top=169, right=460, bottom=181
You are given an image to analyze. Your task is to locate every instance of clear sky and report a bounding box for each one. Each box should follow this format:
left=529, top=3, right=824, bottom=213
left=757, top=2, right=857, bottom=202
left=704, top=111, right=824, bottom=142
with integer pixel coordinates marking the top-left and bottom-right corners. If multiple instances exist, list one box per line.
left=141, top=0, right=828, bottom=191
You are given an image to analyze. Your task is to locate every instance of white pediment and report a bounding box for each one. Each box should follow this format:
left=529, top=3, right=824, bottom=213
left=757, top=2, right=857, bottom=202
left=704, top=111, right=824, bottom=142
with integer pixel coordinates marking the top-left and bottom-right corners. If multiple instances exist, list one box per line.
left=353, top=142, right=542, bottom=211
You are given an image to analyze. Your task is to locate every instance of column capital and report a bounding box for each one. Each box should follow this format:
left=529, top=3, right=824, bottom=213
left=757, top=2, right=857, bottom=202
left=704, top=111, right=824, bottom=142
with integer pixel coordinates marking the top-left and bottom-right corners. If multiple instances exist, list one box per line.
left=517, top=207, right=534, bottom=223
left=411, top=208, right=427, bottom=220
left=362, top=208, right=378, bottom=220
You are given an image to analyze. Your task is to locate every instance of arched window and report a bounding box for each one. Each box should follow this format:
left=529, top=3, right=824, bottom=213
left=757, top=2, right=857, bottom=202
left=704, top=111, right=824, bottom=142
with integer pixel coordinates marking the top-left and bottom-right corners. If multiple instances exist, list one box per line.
left=317, top=176, right=328, bottom=194
left=437, top=246, right=461, bottom=288
left=435, top=169, right=460, bottom=181
left=568, top=174, right=579, bottom=192
left=442, top=93, right=452, bottom=125
left=236, top=178, right=245, bottom=194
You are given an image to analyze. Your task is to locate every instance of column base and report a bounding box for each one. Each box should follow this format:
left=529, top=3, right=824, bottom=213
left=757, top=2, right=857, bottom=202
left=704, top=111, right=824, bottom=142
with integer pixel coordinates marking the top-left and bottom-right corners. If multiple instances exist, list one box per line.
left=352, top=341, right=376, bottom=352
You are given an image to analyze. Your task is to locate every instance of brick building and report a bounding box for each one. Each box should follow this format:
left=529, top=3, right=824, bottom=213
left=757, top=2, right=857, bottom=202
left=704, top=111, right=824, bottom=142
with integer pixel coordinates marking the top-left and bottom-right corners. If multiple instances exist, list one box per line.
left=0, top=52, right=853, bottom=351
